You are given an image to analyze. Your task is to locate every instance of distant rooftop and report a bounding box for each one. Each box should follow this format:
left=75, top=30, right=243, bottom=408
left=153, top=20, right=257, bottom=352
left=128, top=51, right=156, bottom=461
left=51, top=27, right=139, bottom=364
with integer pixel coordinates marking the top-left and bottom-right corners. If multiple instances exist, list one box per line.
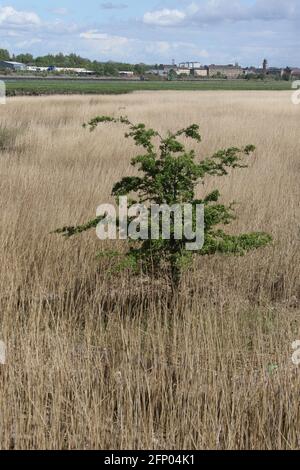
left=1, top=60, right=25, bottom=66
left=209, top=64, right=241, bottom=68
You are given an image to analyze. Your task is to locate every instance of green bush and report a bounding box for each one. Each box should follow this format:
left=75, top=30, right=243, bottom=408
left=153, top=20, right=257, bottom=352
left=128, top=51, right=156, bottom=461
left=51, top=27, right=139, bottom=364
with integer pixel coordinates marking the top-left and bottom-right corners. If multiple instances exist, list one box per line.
left=55, top=117, right=272, bottom=288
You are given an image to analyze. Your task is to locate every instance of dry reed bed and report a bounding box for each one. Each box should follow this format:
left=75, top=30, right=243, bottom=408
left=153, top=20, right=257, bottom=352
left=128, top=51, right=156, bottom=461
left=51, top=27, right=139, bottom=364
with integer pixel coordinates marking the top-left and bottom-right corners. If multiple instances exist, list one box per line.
left=0, top=91, right=299, bottom=449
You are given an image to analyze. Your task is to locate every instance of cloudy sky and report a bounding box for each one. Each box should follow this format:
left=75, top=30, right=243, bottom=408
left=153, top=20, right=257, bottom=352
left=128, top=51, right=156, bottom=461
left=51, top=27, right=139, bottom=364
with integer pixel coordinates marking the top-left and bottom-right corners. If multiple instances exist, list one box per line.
left=0, top=0, right=299, bottom=66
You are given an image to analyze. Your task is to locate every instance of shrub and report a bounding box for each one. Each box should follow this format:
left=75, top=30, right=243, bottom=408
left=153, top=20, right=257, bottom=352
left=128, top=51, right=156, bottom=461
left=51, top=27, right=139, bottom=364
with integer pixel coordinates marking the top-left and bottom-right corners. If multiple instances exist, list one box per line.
left=55, top=117, right=272, bottom=288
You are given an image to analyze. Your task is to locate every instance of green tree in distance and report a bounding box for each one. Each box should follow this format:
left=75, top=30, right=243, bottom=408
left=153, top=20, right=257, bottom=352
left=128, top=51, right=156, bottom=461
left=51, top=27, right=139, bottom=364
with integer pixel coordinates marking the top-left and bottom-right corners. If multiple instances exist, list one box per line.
left=0, top=49, right=10, bottom=61
left=15, top=53, right=34, bottom=64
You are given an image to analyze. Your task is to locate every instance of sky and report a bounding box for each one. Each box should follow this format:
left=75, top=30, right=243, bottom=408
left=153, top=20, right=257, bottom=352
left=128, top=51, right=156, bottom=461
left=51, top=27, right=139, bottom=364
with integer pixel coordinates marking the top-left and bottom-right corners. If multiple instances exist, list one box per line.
left=0, top=0, right=299, bottom=66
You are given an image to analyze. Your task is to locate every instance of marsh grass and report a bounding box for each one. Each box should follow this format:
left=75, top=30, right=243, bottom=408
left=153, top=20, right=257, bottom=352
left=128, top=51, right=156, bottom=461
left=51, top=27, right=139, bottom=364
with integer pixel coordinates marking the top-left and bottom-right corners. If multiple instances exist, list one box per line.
left=0, top=126, right=19, bottom=151
left=0, top=92, right=299, bottom=449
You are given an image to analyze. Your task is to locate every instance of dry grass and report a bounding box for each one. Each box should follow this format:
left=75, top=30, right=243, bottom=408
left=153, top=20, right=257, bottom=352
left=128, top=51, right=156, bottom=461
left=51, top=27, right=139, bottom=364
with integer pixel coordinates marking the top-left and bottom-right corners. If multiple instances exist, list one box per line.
left=0, top=91, right=299, bottom=450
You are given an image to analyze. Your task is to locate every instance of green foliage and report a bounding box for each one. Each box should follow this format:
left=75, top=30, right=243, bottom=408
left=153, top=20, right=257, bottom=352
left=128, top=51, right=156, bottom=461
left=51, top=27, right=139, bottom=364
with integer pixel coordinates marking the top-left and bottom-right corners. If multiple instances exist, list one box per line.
left=55, top=117, right=272, bottom=286
left=168, top=69, right=178, bottom=81
left=1, top=50, right=152, bottom=76
left=0, top=48, right=10, bottom=61
left=15, top=53, right=34, bottom=64
left=4, top=80, right=291, bottom=97
left=282, top=67, right=292, bottom=81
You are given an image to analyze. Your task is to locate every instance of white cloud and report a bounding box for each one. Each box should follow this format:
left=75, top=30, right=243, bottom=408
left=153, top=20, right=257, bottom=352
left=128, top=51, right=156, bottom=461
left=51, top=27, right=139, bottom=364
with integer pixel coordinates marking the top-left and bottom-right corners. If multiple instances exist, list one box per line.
left=15, top=38, right=42, bottom=48
left=49, top=20, right=79, bottom=35
left=143, top=8, right=186, bottom=26
left=143, top=0, right=300, bottom=28
left=0, top=1, right=298, bottom=66
left=145, top=41, right=171, bottom=55
left=251, top=0, right=299, bottom=21
left=186, top=3, right=200, bottom=15
left=80, top=30, right=130, bottom=53
left=145, top=39, right=209, bottom=60
left=0, top=6, right=40, bottom=26
left=194, top=48, right=209, bottom=58
left=79, top=30, right=208, bottom=62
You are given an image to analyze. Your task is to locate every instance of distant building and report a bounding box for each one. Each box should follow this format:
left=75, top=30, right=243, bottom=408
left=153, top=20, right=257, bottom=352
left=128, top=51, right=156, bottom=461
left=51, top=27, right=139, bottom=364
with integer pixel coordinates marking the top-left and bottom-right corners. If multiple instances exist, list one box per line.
left=267, top=67, right=282, bottom=77
left=208, top=64, right=243, bottom=79
left=74, top=68, right=94, bottom=75
left=176, top=68, right=191, bottom=76
left=146, top=63, right=208, bottom=78
left=192, top=67, right=209, bottom=77
left=26, top=66, right=49, bottom=72
left=178, top=62, right=208, bottom=78
left=0, top=60, right=26, bottom=71
left=119, top=71, right=134, bottom=77
left=47, top=66, right=94, bottom=75
left=291, top=68, right=300, bottom=79
left=147, top=65, right=176, bottom=77
left=244, top=66, right=258, bottom=75
left=179, top=62, right=202, bottom=69
left=26, top=66, right=39, bottom=72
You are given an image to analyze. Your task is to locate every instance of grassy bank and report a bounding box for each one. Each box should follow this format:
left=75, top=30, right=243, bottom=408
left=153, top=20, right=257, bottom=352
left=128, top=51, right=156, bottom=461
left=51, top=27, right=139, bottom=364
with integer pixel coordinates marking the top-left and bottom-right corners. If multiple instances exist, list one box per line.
left=4, top=78, right=292, bottom=96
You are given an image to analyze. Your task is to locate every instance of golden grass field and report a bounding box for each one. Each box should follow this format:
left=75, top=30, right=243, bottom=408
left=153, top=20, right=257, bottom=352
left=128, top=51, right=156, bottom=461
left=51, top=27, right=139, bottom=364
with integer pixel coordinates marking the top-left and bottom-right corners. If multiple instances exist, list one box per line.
left=0, top=91, right=299, bottom=450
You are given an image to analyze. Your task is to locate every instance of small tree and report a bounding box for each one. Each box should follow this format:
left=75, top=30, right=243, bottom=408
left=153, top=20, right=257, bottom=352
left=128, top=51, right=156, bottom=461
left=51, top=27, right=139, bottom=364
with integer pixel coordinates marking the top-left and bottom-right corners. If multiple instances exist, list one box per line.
left=55, top=117, right=272, bottom=288
left=0, top=48, right=10, bottom=61
left=168, top=69, right=177, bottom=81
left=282, top=67, right=291, bottom=81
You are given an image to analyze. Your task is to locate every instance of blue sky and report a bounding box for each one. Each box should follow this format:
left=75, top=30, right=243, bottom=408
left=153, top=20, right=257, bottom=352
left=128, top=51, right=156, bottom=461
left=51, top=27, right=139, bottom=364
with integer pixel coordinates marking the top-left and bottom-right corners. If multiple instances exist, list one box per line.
left=0, top=1, right=299, bottom=66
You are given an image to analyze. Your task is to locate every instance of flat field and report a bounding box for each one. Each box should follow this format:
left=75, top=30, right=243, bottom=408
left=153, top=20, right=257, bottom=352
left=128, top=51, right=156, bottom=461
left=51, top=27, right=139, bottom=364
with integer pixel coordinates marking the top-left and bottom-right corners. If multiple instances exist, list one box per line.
left=3, top=78, right=292, bottom=96
left=0, top=91, right=299, bottom=449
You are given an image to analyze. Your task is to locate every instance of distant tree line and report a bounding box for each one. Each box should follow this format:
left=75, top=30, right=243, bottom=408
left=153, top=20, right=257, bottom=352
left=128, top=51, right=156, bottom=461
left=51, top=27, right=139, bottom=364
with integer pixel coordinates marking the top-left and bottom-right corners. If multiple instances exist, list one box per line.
left=0, top=49, right=151, bottom=76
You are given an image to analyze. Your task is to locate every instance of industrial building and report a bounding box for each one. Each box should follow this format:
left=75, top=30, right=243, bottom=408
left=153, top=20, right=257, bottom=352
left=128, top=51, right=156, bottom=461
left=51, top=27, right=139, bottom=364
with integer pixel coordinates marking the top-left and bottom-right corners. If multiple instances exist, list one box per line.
left=179, top=62, right=202, bottom=69
left=208, top=64, right=243, bottom=79
left=191, top=67, right=209, bottom=77
left=291, top=68, right=300, bottom=79
left=0, top=60, right=26, bottom=71
left=147, top=63, right=208, bottom=78
left=26, top=66, right=49, bottom=72
left=47, top=66, right=94, bottom=75
left=176, top=68, right=191, bottom=76
left=0, top=61, right=94, bottom=75
left=119, top=71, right=134, bottom=77
left=147, top=65, right=175, bottom=77
left=147, top=62, right=244, bottom=79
